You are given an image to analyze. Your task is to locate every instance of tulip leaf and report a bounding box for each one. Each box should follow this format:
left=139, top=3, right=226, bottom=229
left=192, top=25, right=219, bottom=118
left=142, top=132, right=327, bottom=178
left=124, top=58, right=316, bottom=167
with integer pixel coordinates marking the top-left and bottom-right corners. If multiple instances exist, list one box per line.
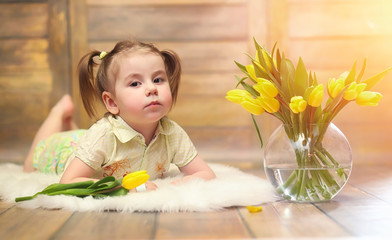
left=363, top=66, right=392, bottom=90
left=344, top=61, right=357, bottom=85
left=15, top=176, right=128, bottom=202
left=285, top=58, right=296, bottom=100
left=294, top=57, right=308, bottom=96
left=252, top=61, right=271, bottom=80
left=235, top=61, right=248, bottom=75
left=312, top=106, right=322, bottom=124
left=279, top=56, right=292, bottom=102
left=308, top=71, right=314, bottom=86
left=251, top=114, right=263, bottom=148
left=313, top=72, right=318, bottom=85
left=235, top=60, right=258, bottom=83
left=235, top=75, right=259, bottom=97
left=356, top=58, right=367, bottom=82
left=276, top=48, right=282, bottom=72
left=235, top=75, right=248, bottom=88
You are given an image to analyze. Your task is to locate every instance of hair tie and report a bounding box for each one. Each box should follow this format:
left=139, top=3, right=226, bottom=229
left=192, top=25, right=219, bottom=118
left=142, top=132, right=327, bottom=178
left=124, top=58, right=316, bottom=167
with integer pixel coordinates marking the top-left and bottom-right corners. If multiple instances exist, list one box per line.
left=99, top=51, right=107, bottom=60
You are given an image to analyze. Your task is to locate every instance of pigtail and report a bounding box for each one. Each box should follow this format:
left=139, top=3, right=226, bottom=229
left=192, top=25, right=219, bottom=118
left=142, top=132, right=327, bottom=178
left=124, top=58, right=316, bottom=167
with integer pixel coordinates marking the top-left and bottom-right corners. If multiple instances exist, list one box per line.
left=77, top=50, right=101, bottom=118
left=161, top=50, right=182, bottom=104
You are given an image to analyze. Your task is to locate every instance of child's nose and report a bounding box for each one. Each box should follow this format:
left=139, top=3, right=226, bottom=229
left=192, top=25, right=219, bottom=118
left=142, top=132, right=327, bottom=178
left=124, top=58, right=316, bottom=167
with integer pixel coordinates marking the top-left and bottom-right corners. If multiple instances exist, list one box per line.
left=145, top=82, right=158, bottom=96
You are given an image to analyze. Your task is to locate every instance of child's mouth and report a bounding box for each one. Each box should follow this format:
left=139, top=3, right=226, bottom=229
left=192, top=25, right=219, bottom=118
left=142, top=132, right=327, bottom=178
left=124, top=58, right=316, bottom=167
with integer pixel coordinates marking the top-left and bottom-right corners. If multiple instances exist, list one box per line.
left=146, top=101, right=160, bottom=108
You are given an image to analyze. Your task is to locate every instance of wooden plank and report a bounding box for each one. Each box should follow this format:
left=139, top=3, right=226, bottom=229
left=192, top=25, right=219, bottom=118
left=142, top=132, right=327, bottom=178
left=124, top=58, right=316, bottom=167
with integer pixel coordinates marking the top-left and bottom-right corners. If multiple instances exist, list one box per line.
left=0, top=124, right=40, bottom=146
left=153, top=41, right=250, bottom=73
left=0, top=92, right=49, bottom=125
left=348, top=165, right=392, bottom=204
left=0, top=141, right=30, bottom=164
left=0, top=39, right=49, bottom=70
left=53, top=211, right=156, bottom=240
left=0, top=201, right=14, bottom=214
left=0, top=70, right=52, bottom=92
left=199, top=148, right=264, bottom=165
left=238, top=204, right=302, bottom=238
left=315, top=184, right=392, bottom=237
left=88, top=0, right=247, bottom=5
left=248, top=0, right=269, bottom=47
left=181, top=73, right=240, bottom=97
left=87, top=5, right=248, bottom=41
left=48, top=0, right=72, bottom=105
left=288, top=1, right=392, bottom=38
left=89, top=41, right=249, bottom=74
left=0, top=206, right=73, bottom=240
left=68, top=0, right=90, bottom=129
left=287, top=38, right=392, bottom=71
left=185, top=126, right=255, bottom=150
left=155, top=208, right=251, bottom=239
left=332, top=102, right=392, bottom=125
left=169, top=96, right=252, bottom=127
left=184, top=126, right=263, bottom=163
left=271, top=202, right=350, bottom=237
left=0, top=3, right=48, bottom=38
left=267, top=0, right=289, bottom=50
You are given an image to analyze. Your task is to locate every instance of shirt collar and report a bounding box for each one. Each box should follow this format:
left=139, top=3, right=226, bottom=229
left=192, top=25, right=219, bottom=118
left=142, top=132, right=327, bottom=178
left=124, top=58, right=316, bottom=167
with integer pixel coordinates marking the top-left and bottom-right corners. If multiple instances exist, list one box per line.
left=108, top=115, right=174, bottom=143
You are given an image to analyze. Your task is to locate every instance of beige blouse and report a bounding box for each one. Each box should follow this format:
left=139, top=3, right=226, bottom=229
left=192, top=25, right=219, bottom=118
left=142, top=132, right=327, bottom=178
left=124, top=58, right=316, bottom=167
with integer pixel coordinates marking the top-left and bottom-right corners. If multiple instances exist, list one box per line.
left=66, top=114, right=197, bottom=179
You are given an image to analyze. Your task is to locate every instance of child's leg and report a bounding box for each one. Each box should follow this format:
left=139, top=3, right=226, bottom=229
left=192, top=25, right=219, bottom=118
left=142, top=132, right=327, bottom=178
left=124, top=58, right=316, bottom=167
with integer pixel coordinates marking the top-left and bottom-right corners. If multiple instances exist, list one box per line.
left=23, top=95, right=78, bottom=172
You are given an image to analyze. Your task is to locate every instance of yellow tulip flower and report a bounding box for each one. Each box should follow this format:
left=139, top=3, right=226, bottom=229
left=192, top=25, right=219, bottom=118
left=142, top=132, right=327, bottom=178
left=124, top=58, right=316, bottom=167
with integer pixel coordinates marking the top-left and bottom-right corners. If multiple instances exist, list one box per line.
left=254, top=79, right=279, bottom=98
left=226, top=89, right=252, bottom=104
left=122, top=170, right=150, bottom=190
left=356, top=91, right=383, bottom=106
left=257, top=96, right=280, bottom=113
left=246, top=64, right=257, bottom=80
left=289, top=96, right=307, bottom=114
left=327, top=77, right=345, bottom=99
left=241, top=95, right=264, bottom=115
left=343, top=82, right=367, bottom=101
left=308, top=84, right=324, bottom=107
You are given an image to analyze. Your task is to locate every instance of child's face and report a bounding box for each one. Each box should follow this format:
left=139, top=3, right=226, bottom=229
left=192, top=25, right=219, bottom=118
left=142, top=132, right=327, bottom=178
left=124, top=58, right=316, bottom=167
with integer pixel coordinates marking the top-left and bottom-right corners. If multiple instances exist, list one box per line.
left=109, top=52, right=173, bottom=128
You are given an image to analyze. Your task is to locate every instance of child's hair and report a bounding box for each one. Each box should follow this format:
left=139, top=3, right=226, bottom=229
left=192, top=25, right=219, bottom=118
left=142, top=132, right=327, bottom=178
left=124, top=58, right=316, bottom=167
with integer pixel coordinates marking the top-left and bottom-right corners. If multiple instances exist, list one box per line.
left=77, top=39, right=182, bottom=118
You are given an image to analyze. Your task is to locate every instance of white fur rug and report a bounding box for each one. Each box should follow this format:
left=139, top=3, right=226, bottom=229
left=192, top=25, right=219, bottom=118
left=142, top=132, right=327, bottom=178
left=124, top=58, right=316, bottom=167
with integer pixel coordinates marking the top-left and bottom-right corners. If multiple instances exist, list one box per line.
left=0, top=163, right=277, bottom=212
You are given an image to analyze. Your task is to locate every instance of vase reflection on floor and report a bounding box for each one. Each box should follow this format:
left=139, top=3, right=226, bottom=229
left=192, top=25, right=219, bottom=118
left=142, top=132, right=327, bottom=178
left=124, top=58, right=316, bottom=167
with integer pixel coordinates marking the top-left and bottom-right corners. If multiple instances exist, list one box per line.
left=264, top=123, right=352, bottom=202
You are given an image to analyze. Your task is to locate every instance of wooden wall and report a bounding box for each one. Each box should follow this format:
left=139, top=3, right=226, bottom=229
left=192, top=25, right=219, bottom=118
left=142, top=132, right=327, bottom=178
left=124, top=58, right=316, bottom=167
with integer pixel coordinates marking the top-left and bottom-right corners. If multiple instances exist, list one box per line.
left=0, top=0, right=75, bottom=162
left=1, top=0, right=391, bottom=165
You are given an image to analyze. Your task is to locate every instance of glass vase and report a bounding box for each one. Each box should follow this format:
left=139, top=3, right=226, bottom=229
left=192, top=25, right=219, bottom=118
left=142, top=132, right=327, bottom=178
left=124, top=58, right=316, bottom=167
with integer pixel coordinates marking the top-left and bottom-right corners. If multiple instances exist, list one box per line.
left=264, top=123, right=352, bottom=202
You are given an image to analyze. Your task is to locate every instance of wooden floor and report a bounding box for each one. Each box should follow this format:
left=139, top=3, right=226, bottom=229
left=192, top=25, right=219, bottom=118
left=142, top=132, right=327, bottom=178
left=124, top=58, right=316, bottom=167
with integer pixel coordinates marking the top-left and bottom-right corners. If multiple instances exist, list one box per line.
left=1, top=159, right=392, bottom=239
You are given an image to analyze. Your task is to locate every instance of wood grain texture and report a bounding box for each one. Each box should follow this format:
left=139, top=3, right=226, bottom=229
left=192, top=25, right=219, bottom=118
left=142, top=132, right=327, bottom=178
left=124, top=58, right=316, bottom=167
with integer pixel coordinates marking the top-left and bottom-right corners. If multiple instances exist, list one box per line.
left=0, top=206, right=73, bottom=240
left=155, top=209, right=251, bottom=239
left=53, top=212, right=156, bottom=239
left=1, top=163, right=392, bottom=239
left=0, top=3, right=48, bottom=38
left=88, top=5, right=248, bottom=41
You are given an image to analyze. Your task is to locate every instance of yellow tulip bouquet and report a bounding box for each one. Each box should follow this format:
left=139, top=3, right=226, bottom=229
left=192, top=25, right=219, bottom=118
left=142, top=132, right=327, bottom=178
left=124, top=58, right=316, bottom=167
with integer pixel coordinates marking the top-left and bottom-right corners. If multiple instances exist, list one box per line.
left=226, top=39, right=390, bottom=201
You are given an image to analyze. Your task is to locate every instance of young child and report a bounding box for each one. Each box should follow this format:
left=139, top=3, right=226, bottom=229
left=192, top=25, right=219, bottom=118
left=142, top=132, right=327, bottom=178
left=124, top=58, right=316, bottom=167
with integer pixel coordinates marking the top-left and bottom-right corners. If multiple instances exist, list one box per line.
left=23, top=40, right=216, bottom=191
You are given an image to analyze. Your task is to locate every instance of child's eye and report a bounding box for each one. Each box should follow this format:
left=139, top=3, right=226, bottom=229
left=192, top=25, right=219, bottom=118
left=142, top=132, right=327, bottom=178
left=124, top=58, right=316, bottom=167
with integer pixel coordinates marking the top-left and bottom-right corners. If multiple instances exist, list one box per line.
left=130, top=82, right=141, bottom=87
left=153, top=78, right=163, bottom=83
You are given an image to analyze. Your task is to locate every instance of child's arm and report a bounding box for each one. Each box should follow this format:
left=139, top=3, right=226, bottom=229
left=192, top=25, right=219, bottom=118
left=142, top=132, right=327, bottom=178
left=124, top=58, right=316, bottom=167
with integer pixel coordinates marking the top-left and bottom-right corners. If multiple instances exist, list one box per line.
left=60, top=157, right=158, bottom=191
left=60, top=157, right=96, bottom=183
left=174, top=155, right=216, bottom=184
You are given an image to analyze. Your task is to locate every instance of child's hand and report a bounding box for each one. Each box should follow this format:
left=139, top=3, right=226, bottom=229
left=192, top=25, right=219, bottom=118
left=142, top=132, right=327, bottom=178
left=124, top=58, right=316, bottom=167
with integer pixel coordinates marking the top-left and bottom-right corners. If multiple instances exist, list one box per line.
left=145, top=181, right=158, bottom=191
left=122, top=170, right=156, bottom=192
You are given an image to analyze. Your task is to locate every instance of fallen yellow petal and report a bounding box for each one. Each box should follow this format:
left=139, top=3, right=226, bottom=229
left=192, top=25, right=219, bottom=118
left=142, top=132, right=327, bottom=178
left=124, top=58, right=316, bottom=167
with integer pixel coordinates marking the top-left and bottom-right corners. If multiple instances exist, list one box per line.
left=246, top=205, right=263, bottom=213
